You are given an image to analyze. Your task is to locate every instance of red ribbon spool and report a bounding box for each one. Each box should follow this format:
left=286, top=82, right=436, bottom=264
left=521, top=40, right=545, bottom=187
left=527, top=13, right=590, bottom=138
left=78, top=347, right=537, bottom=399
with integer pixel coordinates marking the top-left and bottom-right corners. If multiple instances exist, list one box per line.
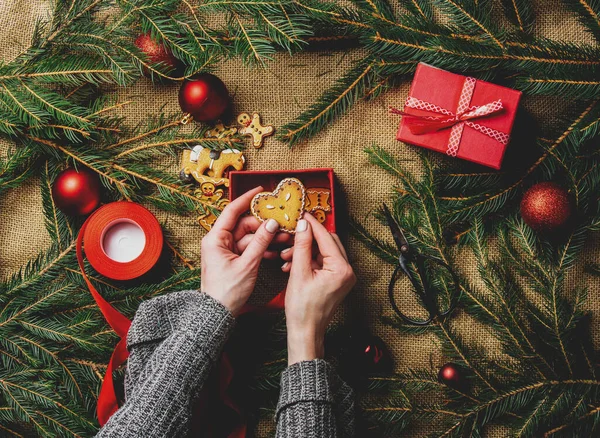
left=77, top=201, right=163, bottom=425
left=82, top=202, right=163, bottom=280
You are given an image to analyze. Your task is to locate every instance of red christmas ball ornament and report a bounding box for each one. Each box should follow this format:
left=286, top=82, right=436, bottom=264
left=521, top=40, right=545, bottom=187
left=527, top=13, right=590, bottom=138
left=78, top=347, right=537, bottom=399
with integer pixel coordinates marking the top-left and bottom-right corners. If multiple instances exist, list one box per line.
left=520, top=182, right=572, bottom=232
left=438, top=363, right=465, bottom=389
left=338, top=331, right=393, bottom=376
left=134, top=33, right=178, bottom=71
left=178, top=73, right=229, bottom=123
left=52, top=168, right=101, bottom=216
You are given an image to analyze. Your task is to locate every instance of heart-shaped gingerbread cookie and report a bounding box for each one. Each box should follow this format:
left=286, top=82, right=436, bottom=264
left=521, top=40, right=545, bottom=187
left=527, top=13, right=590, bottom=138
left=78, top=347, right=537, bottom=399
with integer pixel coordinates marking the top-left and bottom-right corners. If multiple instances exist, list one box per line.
left=251, top=178, right=306, bottom=233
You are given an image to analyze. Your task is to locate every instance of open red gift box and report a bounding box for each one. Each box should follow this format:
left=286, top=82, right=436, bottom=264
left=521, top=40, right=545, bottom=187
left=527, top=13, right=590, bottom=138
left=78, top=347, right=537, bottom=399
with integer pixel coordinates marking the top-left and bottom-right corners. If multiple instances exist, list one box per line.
left=229, top=168, right=336, bottom=232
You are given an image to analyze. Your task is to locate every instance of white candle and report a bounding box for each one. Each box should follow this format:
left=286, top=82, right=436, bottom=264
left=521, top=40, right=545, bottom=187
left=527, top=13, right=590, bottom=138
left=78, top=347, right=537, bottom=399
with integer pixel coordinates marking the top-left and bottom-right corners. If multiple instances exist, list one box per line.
left=101, top=219, right=146, bottom=263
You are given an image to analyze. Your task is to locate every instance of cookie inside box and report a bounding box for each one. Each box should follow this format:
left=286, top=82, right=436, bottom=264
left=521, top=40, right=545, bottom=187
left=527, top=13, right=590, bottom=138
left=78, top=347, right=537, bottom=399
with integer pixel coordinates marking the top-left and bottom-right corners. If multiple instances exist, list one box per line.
left=229, top=169, right=336, bottom=232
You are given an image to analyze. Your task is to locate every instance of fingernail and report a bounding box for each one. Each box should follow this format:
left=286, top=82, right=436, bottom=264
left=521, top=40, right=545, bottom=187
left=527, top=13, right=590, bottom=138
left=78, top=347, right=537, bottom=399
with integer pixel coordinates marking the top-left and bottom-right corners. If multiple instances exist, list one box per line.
left=281, top=262, right=289, bottom=270
left=296, top=219, right=308, bottom=233
left=281, top=247, right=291, bottom=254
left=266, top=219, right=279, bottom=233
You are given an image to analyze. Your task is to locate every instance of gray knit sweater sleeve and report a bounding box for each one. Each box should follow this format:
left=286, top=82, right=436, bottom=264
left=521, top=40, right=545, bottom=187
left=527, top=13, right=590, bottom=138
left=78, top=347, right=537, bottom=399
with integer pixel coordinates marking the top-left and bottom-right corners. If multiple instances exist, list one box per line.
left=276, top=359, right=355, bottom=437
left=96, top=290, right=355, bottom=437
left=96, top=290, right=235, bottom=437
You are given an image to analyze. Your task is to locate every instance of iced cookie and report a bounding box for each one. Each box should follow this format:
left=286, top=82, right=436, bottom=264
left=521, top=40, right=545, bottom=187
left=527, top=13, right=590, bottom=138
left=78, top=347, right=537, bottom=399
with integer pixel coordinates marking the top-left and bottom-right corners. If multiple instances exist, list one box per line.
left=305, top=188, right=331, bottom=212
left=237, top=113, right=274, bottom=148
left=251, top=178, right=306, bottom=233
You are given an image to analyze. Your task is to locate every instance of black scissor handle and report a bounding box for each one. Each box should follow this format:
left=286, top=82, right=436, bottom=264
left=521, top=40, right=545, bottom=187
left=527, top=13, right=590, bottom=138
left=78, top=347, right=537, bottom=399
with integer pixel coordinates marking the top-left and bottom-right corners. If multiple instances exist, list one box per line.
left=388, top=262, right=434, bottom=326
left=388, top=255, right=461, bottom=325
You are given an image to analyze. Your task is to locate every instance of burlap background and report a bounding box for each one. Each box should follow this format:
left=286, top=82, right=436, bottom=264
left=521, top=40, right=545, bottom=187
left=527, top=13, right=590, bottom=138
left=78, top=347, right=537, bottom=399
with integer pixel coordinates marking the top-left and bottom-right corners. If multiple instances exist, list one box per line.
left=2, top=1, right=600, bottom=436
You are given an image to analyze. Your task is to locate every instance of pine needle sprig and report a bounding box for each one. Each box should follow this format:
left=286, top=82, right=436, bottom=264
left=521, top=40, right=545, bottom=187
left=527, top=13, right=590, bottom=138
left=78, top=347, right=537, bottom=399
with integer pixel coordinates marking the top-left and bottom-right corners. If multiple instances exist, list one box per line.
left=501, top=0, right=535, bottom=33
left=561, top=0, right=600, bottom=42
left=0, top=145, right=37, bottom=195
left=278, top=61, right=377, bottom=145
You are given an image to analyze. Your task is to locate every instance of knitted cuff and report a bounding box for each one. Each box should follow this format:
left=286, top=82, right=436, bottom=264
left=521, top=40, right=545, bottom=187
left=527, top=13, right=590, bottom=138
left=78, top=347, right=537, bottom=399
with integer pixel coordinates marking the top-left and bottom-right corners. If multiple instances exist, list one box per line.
left=276, top=359, right=333, bottom=417
left=127, top=290, right=235, bottom=359
left=185, top=293, right=236, bottom=363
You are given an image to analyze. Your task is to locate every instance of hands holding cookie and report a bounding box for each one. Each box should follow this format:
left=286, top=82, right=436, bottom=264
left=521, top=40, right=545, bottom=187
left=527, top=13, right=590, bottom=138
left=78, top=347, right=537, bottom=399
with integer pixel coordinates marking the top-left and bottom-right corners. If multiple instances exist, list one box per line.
left=201, top=186, right=292, bottom=316
left=201, top=186, right=355, bottom=364
left=281, top=214, right=356, bottom=364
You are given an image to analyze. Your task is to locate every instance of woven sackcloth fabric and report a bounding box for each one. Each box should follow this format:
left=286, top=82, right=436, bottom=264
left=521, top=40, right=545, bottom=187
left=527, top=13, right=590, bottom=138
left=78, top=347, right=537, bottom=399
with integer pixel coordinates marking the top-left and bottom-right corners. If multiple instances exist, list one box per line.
left=2, top=1, right=600, bottom=437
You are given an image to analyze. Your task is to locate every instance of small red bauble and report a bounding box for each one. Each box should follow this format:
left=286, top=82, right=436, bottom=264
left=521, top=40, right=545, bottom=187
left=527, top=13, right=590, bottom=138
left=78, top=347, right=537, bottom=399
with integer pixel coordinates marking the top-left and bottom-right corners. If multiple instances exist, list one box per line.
left=520, top=182, right=572, bottom=232
left=438, top=362, right=464, bottom=388
left=52, top=168, right=101, bottom=216
left=339, top=331, right=393, bottom=375
left=178, top=73, right=229, bottom=123
left=134, top=33, right=178, bottom=71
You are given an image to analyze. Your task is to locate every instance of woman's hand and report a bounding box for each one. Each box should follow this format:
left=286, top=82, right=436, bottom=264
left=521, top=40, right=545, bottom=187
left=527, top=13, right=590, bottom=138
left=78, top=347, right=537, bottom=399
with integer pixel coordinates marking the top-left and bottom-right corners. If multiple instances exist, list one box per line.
left=282, top=214, right=356, bottom=364
left=201, top=187, right=292, bottom=316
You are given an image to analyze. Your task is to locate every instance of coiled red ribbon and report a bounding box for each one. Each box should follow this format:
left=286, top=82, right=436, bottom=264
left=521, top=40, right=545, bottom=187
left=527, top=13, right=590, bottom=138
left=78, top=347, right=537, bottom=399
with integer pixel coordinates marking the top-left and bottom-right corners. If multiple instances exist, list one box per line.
left=390, top=76, right=510, bottom=156
left=77, top=201, right=284, bottom=436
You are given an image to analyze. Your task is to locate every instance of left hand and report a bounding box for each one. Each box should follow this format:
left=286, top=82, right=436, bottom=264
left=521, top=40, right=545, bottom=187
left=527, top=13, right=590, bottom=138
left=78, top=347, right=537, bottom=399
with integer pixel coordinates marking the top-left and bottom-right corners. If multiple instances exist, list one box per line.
left=201, top=186, right=292, bottom=316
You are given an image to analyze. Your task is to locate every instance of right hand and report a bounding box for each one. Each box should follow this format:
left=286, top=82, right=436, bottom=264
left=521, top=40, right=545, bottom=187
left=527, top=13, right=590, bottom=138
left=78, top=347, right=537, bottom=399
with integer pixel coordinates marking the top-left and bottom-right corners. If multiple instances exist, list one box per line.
left=282, top=214, right=356, bottom=365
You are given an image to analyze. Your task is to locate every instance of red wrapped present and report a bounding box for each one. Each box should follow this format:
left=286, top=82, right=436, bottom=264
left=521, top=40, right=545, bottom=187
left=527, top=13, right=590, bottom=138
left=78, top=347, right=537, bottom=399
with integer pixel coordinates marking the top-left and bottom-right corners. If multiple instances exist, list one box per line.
left=392, top=63, right=522, bottom=169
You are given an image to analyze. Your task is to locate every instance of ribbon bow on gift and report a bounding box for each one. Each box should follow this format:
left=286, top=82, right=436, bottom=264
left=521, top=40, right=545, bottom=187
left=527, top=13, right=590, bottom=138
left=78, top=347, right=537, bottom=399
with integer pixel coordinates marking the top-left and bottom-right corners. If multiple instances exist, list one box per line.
left=390, top=77, right=510, bottom=157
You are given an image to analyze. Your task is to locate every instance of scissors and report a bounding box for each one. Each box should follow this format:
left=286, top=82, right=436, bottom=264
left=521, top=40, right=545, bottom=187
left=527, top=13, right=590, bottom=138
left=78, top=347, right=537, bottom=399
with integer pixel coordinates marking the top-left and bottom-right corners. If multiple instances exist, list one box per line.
left=382, top=204, right=460, bottom=325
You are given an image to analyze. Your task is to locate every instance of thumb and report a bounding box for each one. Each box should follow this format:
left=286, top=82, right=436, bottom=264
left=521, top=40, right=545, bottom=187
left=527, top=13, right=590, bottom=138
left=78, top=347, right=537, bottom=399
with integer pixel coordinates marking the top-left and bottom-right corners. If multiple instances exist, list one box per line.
left=240, top=218, right=279, bottom=265
left=290, top=219, right=313, bottom=277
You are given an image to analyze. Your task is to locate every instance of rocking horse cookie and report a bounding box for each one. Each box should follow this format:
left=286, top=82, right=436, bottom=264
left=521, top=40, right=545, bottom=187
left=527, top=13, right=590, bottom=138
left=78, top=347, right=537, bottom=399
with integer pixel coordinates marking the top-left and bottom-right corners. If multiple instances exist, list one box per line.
left=237, top=113, right=274, bottom=148
left=251, top=178, right=306, bottom=233
left=180, top=145, right=245, bottom=187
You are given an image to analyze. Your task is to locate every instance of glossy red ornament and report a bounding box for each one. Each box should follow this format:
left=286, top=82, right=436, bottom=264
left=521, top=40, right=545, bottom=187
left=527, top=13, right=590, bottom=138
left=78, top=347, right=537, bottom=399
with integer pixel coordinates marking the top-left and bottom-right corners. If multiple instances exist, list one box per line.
left=52, top=168, right=101, bottom=216
left=520, top=182, right=572, bottom=232
left=438, top=362, right=464, bottom=388
left=338, top=331, right=393, bottom=376
left=134, top=33, right=178, bottom=71
left=178, top=73, right=229, bottom=123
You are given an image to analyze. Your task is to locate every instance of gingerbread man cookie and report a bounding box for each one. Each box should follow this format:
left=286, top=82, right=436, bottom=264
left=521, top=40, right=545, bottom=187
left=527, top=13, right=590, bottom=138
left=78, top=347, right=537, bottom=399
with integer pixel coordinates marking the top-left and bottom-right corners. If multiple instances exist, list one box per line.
left=195, top=181, right=224, bottom=204
left=312, top=210, right=327, bottom=224
left=205, top=121, right=237, bottom=139
left=305, top=188, right=331, bottom=212
left=237, top=113, right=274, bottom=148
left=197, top=198, right=229, bottom=232
left=251, top=178, right=306, bottom=233
left=198, top=210, right=218, bottom=231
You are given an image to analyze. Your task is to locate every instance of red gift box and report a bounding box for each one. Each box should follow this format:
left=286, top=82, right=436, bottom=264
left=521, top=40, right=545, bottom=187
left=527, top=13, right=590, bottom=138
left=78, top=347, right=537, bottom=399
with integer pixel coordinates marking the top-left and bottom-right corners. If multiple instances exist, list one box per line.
left=395, top=63, right=522, bottom=169
left=229, top=168, right=336, bottom=232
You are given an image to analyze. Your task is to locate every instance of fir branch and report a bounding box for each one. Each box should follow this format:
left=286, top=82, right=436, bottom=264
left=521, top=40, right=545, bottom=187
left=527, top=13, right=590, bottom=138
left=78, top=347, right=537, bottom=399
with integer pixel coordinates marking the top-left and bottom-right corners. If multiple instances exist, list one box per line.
left=561, top=0, right=600, bottom=42
left=0, top=146, right=36, bottom=194
left=432, top=0, right=505, bottom=50
left=502, top=0, right=535, bottom=33
left=40, top=161, right=75, bottom=249
left=442, top=101, right=598, bottom=221
left=105, top=119, right=182, bottom=150
left=279, top=61, right=375, bottom=145
left=517, top=77, right=600, bottom=98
